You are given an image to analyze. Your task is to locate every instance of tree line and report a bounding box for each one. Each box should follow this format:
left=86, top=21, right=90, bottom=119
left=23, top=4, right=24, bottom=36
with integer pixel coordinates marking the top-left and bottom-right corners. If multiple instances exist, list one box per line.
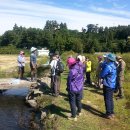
left=0, top=20, right=130, bottom=54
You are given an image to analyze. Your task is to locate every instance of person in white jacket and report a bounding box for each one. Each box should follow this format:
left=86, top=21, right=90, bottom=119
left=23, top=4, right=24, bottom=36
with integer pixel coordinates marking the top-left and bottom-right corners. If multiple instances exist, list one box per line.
left=17, top=51, right=26, bottom=79
left=50, top=54, right=61, bottom=97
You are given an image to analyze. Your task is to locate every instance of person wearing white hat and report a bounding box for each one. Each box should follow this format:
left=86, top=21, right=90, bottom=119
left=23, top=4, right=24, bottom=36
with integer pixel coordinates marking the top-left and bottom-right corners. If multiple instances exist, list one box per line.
left=30, top=47, right=37, bottom=82
left=30, top=47, right=37, bottom=52
left=17, top=51, right=25, bottom=79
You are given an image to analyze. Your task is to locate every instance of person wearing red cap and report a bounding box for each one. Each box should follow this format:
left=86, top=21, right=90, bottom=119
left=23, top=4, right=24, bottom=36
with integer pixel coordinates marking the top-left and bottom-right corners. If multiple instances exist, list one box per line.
left=17, top=51, right=25, bottom=79
left=66, top=57, right=84, bottom=121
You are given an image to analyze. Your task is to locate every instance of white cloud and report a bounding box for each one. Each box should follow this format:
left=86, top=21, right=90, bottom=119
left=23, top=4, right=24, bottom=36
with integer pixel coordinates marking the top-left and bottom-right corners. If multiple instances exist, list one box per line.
left=90, top=6, right=130, bottom=18
left=0, top=0, right=130, bottom=35
left=113, top=2, right=127, bottom=9
left=106, top=0, right=127, bottom=9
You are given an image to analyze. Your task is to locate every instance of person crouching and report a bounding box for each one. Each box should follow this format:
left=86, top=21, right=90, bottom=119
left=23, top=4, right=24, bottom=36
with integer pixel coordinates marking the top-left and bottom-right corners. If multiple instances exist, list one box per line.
left=66, top=57, right=84, bottom=121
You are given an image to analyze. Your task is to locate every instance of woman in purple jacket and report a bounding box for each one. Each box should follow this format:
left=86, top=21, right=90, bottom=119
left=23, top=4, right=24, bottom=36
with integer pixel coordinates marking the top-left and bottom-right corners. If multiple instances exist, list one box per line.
left=66, top=57, right=84, bottom=121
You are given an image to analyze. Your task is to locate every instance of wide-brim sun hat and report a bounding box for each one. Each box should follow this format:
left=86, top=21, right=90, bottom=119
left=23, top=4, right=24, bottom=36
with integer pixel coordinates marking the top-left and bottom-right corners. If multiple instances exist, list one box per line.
left=116, top=55, right=122, bottom=60
left=30, top=47, right=37, bottom=52
left=103, top=54, right=108, bottom=57
left=107, top=53, right=116, bottom=61
left=67, top=57, right=76, bottom=67
left=82, top=56, right=86, bottom=62
left=77, top=55, right=82, bottom=61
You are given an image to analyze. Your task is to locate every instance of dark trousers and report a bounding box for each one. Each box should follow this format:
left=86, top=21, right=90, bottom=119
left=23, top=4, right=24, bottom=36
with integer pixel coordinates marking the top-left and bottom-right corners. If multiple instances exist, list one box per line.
left=86, top=72, right=91, bottom=84
left=18, top=66, right=24, bottom=79
left=51, top=75, right=61, bottom=96
left=30, top=64, right=37, bottom=81
left=103, top=86, right=114, bottom=115
left=68, top=90, right=82, bottom=117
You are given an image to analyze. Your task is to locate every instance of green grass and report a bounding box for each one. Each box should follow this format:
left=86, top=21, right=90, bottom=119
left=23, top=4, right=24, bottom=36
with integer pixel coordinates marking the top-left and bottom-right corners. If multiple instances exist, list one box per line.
left=43, top=50, right=130, bottom=130
left=47, top=70, right=130, bottom=130
left=1, top=53, right=130, bottom=130
left=36, top=52, right=130, bottom=130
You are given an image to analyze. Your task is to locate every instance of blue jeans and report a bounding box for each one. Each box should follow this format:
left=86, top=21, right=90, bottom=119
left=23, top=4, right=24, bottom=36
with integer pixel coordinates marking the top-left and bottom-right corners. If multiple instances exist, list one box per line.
left=103, top=86, right=114, bottom=115
left=68, top=90, right=82, bottom=117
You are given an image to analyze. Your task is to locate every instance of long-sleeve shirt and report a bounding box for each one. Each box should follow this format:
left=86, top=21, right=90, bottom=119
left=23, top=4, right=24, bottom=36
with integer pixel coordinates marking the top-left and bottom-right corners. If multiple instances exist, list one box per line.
left=86, top=61, right=92, bottom=72
left=117, top=60, right=126, bottom=80
left=50, top=59, right=58, bottom=76
left=67, top=62, right=84, bottom=92
left=30, top=53, right=37, bottom=65
left=17, top=55, right=25, bottom=67
left=100, top=62, right=117, bottom=88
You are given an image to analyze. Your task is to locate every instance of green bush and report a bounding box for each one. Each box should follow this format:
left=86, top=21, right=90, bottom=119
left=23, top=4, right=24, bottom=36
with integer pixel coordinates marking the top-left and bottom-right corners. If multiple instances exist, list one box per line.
left=0, top=45, right=30, bottom=55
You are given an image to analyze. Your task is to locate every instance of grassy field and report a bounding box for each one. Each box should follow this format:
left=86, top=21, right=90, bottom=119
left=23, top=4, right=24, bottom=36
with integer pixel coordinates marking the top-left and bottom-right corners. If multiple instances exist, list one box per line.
left=48, top=52, right=130, bottom=130
left=48, top=70, right=130, bottom=130
left=0, top=54, right=130, bottom=130
left=0, top=55, right=30, bottom=78
left=0, top=55, right=47, bottom=78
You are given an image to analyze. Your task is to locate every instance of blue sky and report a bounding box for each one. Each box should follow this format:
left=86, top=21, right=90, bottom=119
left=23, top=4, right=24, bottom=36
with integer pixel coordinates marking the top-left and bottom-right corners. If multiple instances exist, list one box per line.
left=0, top=0, right=130, bottom=35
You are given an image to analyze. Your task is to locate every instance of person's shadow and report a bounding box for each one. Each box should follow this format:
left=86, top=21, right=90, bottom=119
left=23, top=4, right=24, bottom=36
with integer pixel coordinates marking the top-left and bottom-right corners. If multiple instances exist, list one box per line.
left=88, top=89, right=103, bottom=96
left=82, top=103, right=104, bottom=117
left=34, top=79, right=51, bottom=95
left=60, top=92, right=68, bottom=97
left=47, top=104, right=70, bottom=118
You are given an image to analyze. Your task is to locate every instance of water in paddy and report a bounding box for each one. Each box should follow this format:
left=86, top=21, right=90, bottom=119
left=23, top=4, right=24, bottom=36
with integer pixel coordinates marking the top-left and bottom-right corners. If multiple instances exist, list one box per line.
left=0, top=87, right=31, bottom=130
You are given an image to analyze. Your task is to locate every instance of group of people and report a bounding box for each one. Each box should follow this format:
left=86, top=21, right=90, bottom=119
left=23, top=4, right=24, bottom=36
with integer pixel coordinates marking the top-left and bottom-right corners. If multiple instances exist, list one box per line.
left=17, top=47, right=37, bottom=82
left=65, top=53, right=126, bottom=121
left=17, top=49, right=126, bottom=121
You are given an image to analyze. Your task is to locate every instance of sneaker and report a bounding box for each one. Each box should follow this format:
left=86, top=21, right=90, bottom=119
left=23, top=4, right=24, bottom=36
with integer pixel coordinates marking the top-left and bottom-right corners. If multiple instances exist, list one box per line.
left=116, top=95, right=124, bottom=100
left=105, top=115, right=113, bottom=119
left=59, top=95, right=63, bottom=98
left=105, top=114, right=114, bottom=120
left=111, top=114, right=115, bottom=118
left=68, top=116, right=77, bottom=121
left=77, top=112, right=82, bottom=116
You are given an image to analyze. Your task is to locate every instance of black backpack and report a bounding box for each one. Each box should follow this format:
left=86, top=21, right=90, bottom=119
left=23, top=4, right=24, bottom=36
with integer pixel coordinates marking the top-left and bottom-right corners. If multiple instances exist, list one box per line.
left=56, top=60, right=64, bottom=73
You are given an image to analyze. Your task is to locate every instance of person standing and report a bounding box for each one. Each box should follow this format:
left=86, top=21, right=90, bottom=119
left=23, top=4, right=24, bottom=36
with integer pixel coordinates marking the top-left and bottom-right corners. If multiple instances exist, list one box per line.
left=30, top=47, right=37, bottom=82
left=50, top=54, right=61, bottom=97
left=82, top=56, right=86, bottom=75
left=17, top=51, right=25, bottom=79
left=96, top=56, right=103, bottom=88
left=66, top=57, right=84, bottom=121
left=55, top=54, right=63, bottom=96
left=100, top=53, right=117, bottom=119
left=85, top=57, right=92, bottom=85
left=116, top=56, right=126, bottom=99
